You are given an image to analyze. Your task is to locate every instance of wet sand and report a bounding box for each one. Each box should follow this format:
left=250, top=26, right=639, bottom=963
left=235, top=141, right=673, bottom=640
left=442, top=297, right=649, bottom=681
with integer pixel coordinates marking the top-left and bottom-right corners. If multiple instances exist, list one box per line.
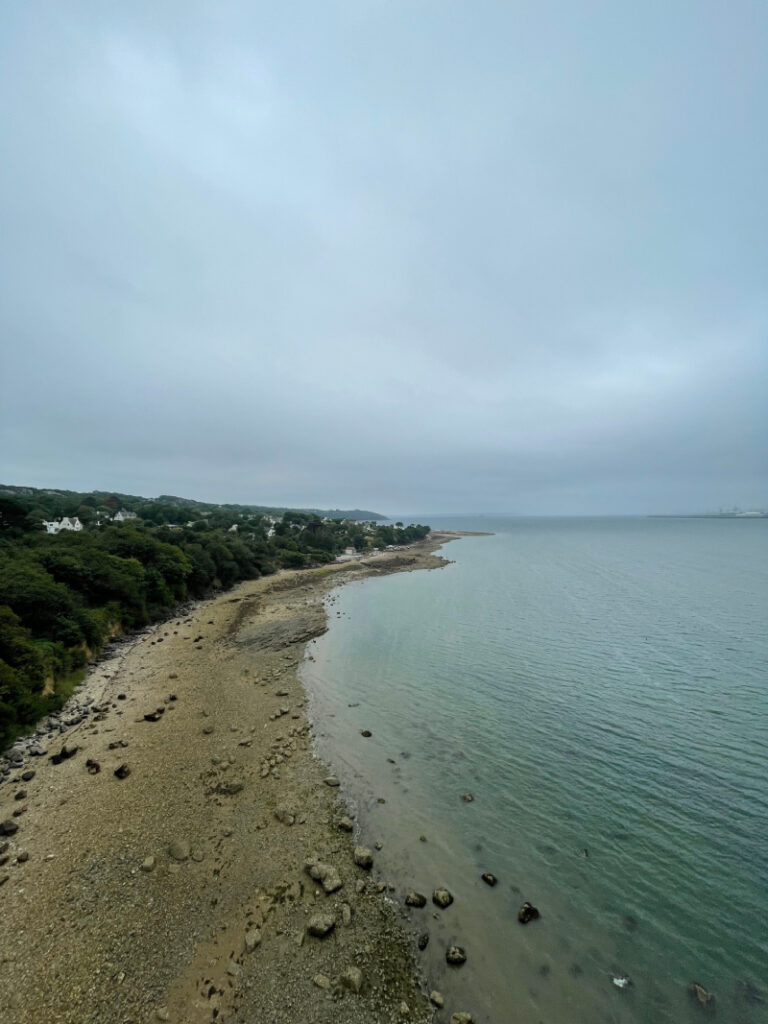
left=0, top=533, right=471, bottom=1024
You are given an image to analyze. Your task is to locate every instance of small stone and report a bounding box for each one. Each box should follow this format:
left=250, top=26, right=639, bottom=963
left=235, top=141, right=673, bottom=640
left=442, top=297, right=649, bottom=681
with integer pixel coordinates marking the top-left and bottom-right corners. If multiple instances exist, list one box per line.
left=274, top=806, right=295, bottom=826
left=156, top=1008, right=169, bottom=1021
left=481, top=872, right=498, bottom=886
left=340, top=966, right=363, bottom=993
left=353, top=846, right=373, bottom=869
left=245, top=928, right=261, bottom=952
left=312, top=974, right=331, bottom=990
left=202, top=725, right=214, bottom=735
left=374, top=841, right=383, bottom=850
left=450, top=1014, right=473, bottom=1024
left=460, top=793, right=474, bottom=802
left=430, top=991, right=444, bottom=1008
left=113, top=763, right=131, bottom=780
left=324, top=776, right=340, bottom=787
left=86, top=759, right=100, bottom=775
left=338, top=816, right=354, bottom=832
left=14, top=790, right=26, bottom=801
left=227, top=960, right=241, bottom=977
left=21, top=770, right=35, bottom=782
left=433, top=887, right=454, bottom=908
left=405, top=891, right=427, bottom=908
left=446, top=945, right=467, bottom=966
left=340, top=903, right=352, bottom=926
left=168, top=840, right=190, bottom=862
left=360, top=730, right=372, bottom=737
left=141, top=856, right=156, bottom=872
left=307, top=914, right=335, bottom=938
left=16, top=851, right=29, bottom=864
left=417, top=932, right=429, bottom=950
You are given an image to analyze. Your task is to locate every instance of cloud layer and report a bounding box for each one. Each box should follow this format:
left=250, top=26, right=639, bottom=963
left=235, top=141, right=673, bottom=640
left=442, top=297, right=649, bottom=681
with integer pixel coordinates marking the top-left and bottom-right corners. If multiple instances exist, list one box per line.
left=2, top=1, right=766, bottom=513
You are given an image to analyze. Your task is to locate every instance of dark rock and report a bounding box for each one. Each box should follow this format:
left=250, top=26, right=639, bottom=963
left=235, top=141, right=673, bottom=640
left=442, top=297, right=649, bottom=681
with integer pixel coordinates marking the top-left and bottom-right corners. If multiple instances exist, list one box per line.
left=518, top=901, right=540, bottom=924
left=16, top=851, right=29, bottom=863
left=433, top=888, right=454, bottom=908
left=417, top=932, right=429, bottom=950
left=689, top=982, right=716, bottom=1011
left=360, top=730, right=372, bottom=737
left=86, top=759, right=101, bottom=775
left=50, top=744, right=78, bottom=764
left=405, top=891, right=427, bottom=908
left=0, top=820, right=19, bottom=837
left=14, top=790, right=26, bottom=801
left=0, top=875, right=9, bottom=887
left=117, top=693, right=127, bottom=700
left=21, top=770, right=35, bottom=782
left=337, top=816, right=354, bottom=832
left=114, top=763, right=131, bottom=780
left=143, top=712, right=162, bottom=723
left=481, top=872, right=498, bottom=886
left=446, top=945, right=467, bottom=966
left=460, top=793, right=474, bottom=802
left=622, top=914, right=639, bottom=932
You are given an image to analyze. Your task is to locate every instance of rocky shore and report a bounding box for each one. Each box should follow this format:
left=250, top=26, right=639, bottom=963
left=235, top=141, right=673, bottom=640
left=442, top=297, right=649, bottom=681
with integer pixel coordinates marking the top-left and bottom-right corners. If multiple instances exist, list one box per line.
left=0, top=533, right=476, bottom=1024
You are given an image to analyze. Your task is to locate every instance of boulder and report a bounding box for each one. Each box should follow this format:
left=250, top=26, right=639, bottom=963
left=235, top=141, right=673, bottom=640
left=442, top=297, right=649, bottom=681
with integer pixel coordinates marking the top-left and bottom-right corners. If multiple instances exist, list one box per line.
left=518, top=901, right=540, bottom=924
left=340, top=966, right=363, bottom=993
left=405, top=891, right=427, bottom=908
left=446, top=945, right=467, bottom=966
left=168, top=840, right=190, bottom=862
left=305, top=857, right=343, bottom=894
left=307, top=914, right=336, bottom=938
left=244, top=928, right=261, bottom=952
left=0, top=821, right=19, bottom=837
left=433, top=887, right=454, bottom=908
left=353, top=846, right=373, bottom=869
left=274, top=806, right=295, bottom=826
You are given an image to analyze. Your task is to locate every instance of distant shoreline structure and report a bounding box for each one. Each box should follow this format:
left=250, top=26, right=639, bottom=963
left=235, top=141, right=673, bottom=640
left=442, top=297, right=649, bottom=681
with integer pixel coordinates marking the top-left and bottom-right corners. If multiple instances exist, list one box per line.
left=648, top=511, right=767, bottom=519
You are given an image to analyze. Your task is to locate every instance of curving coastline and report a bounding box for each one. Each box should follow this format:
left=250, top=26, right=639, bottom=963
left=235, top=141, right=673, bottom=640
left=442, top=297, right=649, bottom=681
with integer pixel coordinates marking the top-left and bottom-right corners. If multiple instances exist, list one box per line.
left=0, top=532, right=474, bottom=1024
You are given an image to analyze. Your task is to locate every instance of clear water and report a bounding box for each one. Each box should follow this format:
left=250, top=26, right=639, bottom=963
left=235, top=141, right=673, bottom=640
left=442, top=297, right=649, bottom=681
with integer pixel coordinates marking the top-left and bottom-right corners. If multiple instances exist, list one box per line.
left=302, top=517, right=768, bottom=1024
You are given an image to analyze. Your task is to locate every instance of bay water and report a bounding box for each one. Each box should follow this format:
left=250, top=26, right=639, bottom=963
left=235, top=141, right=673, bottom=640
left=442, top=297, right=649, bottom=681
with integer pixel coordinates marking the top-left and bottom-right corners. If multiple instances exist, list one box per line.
left=301, top=517, right=768, bottom=1023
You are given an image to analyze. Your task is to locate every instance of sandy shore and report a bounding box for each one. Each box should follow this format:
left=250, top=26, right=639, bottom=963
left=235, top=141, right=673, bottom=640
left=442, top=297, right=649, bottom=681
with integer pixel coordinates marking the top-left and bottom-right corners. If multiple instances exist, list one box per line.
left=0, top=533, right=473, bottom=1024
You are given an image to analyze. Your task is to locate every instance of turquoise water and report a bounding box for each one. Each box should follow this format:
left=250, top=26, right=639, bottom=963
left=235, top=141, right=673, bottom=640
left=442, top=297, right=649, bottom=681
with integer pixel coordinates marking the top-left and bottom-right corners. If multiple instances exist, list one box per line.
left=302, top=517, right=768, bottom=1024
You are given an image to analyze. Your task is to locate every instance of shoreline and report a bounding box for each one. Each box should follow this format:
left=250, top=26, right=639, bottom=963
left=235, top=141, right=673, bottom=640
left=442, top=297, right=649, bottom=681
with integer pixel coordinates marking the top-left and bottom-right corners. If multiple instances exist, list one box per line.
left=0, top=532, right=475, bottom=1024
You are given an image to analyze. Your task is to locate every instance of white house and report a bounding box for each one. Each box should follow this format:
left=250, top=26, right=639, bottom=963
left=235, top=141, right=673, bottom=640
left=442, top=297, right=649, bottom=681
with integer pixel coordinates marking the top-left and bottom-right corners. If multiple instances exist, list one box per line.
left=113, top=509, right=138, bottom=522
left=43, top=517, right=83, bottom=534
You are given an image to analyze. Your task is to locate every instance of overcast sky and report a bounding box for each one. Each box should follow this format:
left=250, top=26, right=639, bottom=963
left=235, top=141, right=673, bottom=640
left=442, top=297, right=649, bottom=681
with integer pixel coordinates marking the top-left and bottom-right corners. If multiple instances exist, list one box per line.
left=1, top=1, right=766, bottom=515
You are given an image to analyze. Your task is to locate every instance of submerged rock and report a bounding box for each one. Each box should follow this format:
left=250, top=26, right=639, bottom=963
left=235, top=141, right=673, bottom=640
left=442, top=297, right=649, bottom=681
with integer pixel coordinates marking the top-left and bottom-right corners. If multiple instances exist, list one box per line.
left=689, top=982, right=716, bottom=1011
left=518, top=901, right=540, bottom=924
left=446, top=945, right=467, bottom=966
left=433, top=887, right=454, bottom=908
left=405, top=891, right=427, bottom=908
left=417, top=932, right=429, bottom=950
left=481, top=872, right=498, bottom=886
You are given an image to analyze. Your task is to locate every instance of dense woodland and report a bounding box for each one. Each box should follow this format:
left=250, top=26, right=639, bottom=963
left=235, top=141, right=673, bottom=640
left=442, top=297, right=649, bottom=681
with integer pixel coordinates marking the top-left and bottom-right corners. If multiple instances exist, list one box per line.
left=0, top=487, right=429, bottom=746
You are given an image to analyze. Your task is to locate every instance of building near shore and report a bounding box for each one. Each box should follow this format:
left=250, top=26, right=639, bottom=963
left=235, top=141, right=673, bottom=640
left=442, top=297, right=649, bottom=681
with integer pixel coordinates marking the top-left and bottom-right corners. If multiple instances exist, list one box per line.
left=42, top=516, right=83, bottom=534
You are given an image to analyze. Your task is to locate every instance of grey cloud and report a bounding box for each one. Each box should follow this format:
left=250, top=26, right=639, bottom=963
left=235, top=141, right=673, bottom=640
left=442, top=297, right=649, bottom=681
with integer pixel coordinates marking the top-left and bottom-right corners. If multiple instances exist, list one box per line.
left=1, top=1, right=766, bottom=514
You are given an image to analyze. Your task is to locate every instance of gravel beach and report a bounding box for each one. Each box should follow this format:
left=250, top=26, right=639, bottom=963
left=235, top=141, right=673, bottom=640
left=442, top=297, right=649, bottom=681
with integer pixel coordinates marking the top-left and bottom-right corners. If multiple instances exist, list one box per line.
left=0, top=534, right=471, bottom=1024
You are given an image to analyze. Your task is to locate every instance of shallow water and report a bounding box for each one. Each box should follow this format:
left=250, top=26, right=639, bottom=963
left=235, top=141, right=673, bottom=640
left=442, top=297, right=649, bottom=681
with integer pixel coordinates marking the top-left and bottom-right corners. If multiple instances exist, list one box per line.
left=302, top=517, right=768, bottom=1024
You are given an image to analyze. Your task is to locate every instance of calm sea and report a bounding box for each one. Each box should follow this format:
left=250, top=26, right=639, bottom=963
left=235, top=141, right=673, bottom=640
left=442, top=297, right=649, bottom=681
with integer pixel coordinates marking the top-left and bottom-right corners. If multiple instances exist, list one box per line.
left=301, top=517, right=768, bottom=1024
